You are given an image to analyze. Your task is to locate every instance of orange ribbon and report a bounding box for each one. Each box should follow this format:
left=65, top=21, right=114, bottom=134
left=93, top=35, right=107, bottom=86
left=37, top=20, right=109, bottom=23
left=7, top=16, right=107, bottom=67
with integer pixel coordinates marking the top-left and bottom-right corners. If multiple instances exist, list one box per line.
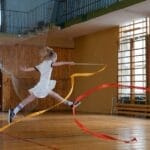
left=0, top=64, right=107, bottom=132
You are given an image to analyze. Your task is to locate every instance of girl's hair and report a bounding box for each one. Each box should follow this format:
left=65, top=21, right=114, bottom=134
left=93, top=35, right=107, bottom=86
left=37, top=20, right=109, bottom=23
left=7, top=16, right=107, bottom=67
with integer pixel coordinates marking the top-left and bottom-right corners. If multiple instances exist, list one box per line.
left=42, top=47, right=57, bottom=60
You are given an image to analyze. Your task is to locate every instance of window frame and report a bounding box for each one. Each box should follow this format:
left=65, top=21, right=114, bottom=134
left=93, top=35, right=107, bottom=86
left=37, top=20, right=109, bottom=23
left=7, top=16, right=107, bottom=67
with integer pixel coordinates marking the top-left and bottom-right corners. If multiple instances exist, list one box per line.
left=118, top=18, right=149, bottom=104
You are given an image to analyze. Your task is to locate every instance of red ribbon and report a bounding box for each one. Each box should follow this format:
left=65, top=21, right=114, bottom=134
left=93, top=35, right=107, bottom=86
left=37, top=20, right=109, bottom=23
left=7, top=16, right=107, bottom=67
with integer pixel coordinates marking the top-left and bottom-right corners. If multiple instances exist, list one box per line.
left=72, top=83, right=149, bottom=143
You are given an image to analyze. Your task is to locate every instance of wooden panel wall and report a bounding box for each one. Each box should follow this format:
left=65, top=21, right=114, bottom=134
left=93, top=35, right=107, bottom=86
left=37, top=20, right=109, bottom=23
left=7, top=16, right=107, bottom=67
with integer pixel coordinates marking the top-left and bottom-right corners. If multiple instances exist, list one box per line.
left=0, top=44, right=74, bottom=112
left=0, top=70, right=2, bottom=111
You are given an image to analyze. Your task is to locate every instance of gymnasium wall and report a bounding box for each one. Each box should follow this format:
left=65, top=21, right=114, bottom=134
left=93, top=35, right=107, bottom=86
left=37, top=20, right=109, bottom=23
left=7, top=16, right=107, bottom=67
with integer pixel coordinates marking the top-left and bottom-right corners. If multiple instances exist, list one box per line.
left=73, top=27, right=119, bottom=114
left=0, top=26, right=118, bottom=114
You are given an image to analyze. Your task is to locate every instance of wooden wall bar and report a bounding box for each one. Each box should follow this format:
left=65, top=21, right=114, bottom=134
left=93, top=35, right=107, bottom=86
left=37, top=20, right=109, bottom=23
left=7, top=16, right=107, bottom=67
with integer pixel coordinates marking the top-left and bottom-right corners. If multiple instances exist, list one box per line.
left=0, top=44, right=74, bottom=112
left=146, top=35, right=150, bottom=104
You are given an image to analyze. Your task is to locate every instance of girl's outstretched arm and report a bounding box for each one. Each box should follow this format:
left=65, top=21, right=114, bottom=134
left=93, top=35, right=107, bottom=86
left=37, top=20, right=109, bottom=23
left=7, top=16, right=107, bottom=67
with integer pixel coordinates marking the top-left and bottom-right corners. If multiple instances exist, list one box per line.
left=52, top=61, right=75, bottom=67
left=20, top=66, right=36, bottom=72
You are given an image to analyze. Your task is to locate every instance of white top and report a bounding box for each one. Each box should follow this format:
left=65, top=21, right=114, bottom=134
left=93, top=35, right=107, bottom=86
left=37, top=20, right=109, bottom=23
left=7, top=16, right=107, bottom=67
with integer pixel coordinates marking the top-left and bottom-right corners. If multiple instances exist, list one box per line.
left=29, top=60, right=56, bottom=98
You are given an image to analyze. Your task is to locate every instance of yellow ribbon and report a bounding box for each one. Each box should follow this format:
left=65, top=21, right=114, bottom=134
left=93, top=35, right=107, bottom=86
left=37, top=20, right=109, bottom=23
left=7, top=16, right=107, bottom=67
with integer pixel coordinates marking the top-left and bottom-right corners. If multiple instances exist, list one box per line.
left=0, top=64, right=107, bottom=132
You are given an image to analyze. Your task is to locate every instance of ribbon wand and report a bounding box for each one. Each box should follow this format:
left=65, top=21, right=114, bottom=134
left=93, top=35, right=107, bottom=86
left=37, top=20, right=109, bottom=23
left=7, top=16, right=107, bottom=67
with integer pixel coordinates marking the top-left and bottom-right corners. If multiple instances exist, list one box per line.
left=75, top=63, right=105, bottom=66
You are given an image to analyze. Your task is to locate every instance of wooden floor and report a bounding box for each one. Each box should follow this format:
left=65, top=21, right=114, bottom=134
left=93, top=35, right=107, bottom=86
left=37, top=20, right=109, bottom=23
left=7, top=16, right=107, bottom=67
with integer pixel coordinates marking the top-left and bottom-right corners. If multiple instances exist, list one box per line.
left=0, top=112, right=150, bottom=150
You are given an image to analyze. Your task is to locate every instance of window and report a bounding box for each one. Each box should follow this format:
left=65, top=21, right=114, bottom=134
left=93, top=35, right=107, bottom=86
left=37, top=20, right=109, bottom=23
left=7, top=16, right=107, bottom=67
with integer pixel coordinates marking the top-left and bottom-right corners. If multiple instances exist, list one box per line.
left=118, top=18, right=149, bottom=104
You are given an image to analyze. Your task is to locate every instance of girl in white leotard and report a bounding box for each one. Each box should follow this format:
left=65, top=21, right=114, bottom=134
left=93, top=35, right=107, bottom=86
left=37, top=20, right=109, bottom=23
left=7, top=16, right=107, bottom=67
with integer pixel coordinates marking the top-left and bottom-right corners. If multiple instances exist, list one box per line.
left=29, top=59, right=56, bottom=98
left=8, top=47, right=80, bottom=123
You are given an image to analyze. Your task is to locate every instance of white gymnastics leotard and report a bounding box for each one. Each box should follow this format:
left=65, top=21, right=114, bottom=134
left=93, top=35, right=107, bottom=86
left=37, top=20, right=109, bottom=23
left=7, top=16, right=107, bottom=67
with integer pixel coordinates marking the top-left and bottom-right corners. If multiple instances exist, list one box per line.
left=29, top=60, right=56, bottom=98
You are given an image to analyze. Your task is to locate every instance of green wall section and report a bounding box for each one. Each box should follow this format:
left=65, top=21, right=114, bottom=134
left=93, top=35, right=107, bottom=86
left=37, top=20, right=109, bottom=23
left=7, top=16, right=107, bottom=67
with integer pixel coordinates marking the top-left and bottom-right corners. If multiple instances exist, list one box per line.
left=63, top=0, right=146, bottom=28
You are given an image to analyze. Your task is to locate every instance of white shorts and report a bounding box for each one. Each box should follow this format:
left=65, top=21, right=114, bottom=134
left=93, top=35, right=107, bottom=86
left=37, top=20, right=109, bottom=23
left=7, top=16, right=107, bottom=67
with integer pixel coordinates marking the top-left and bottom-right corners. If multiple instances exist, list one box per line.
left=29, top=80, right=56, bottom=98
